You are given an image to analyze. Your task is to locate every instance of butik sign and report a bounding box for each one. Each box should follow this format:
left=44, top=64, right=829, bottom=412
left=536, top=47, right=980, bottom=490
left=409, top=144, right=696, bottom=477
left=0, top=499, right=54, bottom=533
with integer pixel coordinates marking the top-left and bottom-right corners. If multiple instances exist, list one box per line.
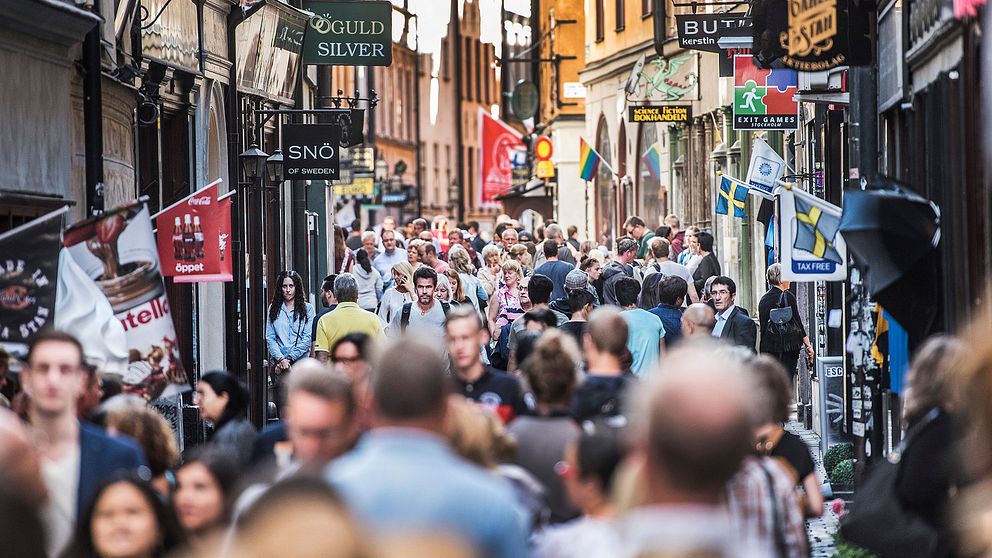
left=676, top=13, right=752, bottom=53
left=303, top=1, right=392, bottom=66
left=629, top=105, right=692, bottom=123
left=283, top=124, right=341, bottom=180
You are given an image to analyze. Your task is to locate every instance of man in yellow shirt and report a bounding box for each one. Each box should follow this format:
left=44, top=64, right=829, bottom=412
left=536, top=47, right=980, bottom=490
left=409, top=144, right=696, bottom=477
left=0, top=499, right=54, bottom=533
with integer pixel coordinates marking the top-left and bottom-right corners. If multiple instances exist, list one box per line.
left=315, top=274, right=384, bottom=362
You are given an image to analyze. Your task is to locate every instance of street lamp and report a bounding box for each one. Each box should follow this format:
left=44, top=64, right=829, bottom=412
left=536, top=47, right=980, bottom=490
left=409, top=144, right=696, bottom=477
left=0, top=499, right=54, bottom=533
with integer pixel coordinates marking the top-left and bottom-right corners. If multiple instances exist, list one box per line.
left=266, top=149, right=284, bottom=185
left=239, top=144, right=269, bottom=181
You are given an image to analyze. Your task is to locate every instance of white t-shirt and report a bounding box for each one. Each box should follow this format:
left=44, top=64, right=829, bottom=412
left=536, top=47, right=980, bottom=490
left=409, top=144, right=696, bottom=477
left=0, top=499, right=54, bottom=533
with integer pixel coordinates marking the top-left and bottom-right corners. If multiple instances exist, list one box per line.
left=41, top=448, right=80, bottom=557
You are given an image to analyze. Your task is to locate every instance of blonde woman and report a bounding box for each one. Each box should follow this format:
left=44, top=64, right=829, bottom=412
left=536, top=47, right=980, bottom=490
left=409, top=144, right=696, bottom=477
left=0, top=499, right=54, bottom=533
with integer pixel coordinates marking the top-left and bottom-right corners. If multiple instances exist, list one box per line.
left=435, top=273, right=453, bottom=303
left=378, top=261, right=416, bottom=325
left=487, top=260, right=525, bottom=341
left=508, top=244, right=532, bottom=274
left=478, top=244, right=503, bottom=297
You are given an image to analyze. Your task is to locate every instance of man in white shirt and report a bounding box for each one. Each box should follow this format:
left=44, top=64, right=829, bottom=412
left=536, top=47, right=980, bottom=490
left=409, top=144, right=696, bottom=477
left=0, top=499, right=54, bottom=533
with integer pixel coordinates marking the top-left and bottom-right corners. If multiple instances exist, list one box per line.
left=373, top=229, right=408, bottom=286
left=644, top=237, right=699, bottom=304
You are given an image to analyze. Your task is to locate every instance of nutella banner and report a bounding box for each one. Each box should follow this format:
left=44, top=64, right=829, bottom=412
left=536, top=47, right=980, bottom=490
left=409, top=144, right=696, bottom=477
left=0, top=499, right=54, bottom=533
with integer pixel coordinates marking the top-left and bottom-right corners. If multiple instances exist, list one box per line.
left=479, top=109, right=524, bottom=206
left=153, top=179, right=233, bottom=283
left=0, top=206, right=67, bottom=345
left=64, top=202, right=190, bottom=401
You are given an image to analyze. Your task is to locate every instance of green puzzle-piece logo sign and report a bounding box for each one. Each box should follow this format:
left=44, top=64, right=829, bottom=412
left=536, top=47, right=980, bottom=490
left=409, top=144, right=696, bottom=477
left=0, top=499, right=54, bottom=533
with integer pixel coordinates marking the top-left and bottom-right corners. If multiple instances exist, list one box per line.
left=735, top=80, right=767, bottom=115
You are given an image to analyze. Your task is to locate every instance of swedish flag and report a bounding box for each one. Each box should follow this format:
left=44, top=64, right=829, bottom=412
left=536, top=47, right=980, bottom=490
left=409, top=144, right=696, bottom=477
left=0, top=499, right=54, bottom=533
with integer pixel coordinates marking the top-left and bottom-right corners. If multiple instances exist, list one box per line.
left=794, top=194, right=843, bottom=263
left=716, top=176, right=749, bottom=219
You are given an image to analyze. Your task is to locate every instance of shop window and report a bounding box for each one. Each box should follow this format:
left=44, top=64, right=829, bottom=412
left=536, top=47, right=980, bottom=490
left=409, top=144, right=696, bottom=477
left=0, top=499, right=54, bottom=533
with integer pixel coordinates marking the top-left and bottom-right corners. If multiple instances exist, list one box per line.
left=637, top=123, right=663, bottom=227
left=595, top=116, right=615, bottom=247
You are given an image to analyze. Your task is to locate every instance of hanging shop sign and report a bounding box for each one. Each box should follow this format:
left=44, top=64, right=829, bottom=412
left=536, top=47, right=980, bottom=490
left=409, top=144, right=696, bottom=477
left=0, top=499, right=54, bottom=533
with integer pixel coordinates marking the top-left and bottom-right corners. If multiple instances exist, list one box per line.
left=152, top=180, right=233, bottom=283
left=511, top=80, right=540, bottom=120
left=536, top=160, right=556, bottom=179
left=479, top=110, right=524, bottom=206
left=732, top=54, right=799, bottom=131
left=236, top=2, right=308, bottom=104
left=676, top=13, right=752, bottom=53
left=333, top=176, right=375, bottom=198
left=303, top=1, right=392, bottom=66
left=627, top=53, right=699, bottom=102
left=628, top=105, right=692, bottom=123
left=283, top=124, right=342, bottom=180
left=750, top=0, right=872, bottom=71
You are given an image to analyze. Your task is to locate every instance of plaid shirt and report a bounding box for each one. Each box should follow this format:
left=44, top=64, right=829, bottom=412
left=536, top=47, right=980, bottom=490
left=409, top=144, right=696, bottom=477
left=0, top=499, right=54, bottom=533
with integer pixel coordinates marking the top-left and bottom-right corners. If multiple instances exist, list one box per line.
left=726, top=456, right=810, bottom=558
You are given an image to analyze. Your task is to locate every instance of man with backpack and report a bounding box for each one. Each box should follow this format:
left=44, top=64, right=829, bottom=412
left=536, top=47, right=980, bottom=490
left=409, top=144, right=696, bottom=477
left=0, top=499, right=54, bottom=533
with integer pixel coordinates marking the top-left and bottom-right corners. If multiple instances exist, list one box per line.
left=388, top=266, right=450, bottom=336
left=642, top=237, right=699, bottom=304
left=602, top=237, right=639, bottom=306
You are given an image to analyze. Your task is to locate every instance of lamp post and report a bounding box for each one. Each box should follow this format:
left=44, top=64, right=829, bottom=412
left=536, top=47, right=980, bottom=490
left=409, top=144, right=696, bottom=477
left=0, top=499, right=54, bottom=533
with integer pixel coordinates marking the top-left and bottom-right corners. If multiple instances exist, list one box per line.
left=238, top=143, right=269, bottom=427
left=266, top=150, right=284, bottom=185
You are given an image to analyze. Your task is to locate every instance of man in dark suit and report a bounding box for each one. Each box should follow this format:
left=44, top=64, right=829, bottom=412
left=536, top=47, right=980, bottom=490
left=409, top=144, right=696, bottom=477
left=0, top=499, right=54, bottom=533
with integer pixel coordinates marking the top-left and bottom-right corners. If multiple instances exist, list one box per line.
left=709, top=276, right=757, bottom=352
left=21, top=331, right=146, bottom=556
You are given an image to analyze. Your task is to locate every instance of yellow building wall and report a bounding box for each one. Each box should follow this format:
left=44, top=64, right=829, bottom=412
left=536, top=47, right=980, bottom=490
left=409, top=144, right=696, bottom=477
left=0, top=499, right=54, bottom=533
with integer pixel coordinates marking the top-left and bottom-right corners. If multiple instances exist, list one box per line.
left=539, top=0, right=587, bottom=122
left=584, top=0, right=656, bottom=65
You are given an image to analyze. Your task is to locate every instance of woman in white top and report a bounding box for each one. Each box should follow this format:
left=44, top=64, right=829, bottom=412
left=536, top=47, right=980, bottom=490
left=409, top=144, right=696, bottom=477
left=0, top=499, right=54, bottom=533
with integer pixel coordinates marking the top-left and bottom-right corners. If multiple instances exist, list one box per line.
left=377, top=261, right=416, bottom=325
left=476, top=244, right=503, bottom=297
left=352, top=248, right=383, bottom=312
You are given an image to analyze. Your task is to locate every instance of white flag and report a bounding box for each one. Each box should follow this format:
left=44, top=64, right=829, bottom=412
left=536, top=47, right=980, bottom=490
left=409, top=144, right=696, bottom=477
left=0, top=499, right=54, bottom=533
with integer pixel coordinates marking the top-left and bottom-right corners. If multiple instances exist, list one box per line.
left=746, top=136, right=787, bottom=199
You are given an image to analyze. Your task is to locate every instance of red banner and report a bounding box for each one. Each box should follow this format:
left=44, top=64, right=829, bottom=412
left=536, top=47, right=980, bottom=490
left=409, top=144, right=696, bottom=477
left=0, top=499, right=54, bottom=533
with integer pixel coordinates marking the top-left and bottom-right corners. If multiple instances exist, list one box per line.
left=479, top=110, right=523, bottom=206
left=153, top=179, right=233, bottom=283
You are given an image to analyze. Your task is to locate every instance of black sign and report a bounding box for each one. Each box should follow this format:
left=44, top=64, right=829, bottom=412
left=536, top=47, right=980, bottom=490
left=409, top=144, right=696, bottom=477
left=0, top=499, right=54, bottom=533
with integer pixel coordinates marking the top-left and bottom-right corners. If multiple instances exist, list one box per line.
left=719, top=47, right=752, bottom=77
left=676, top=14, right=752, bottom=53
left=0, top=208, right=64, bottom=344
left=628, top=105, right=692, bottom=123
left=303, top=1, right=392, bottom=66
left=751, top=0, right=871, bottom=71
left=283, top=124, right=341, bottom=180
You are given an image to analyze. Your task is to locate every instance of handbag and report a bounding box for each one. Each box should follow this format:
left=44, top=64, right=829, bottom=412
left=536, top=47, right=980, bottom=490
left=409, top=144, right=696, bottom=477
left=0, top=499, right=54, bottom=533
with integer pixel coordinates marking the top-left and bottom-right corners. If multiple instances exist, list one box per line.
left=839, top=409, right=941, bottom=557
left=767, top=291, right=802, bottom=339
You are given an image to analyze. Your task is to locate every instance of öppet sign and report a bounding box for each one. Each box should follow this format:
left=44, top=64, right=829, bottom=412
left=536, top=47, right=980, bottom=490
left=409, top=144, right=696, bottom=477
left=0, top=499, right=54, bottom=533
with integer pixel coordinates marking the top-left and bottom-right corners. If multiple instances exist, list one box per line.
left=283, top=124, right=341, bottom=180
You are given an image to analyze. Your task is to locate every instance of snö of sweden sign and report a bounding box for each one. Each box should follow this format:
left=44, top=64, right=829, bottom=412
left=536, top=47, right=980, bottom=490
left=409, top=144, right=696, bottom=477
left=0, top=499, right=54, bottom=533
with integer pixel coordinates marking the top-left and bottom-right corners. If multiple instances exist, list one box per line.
left=303, top=1, right=392, bottom=66
left=283, top=124, right=341, bottom=180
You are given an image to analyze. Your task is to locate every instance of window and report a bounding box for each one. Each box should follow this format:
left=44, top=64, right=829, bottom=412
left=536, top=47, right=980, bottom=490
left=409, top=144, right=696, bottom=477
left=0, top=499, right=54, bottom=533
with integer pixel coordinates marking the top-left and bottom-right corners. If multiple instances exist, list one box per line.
left=465, top=37, right=473, bottom=101
left=616, top=0, right=625, bottom=31
left=637, top=123, right=663, bottom=227
left=595, top=116, right=615, bottom=247
left=596, top=0, right=604, bottom=41
left=642, top=0, right=652, bottom=16
left=442, top=41, right=450, bottom=81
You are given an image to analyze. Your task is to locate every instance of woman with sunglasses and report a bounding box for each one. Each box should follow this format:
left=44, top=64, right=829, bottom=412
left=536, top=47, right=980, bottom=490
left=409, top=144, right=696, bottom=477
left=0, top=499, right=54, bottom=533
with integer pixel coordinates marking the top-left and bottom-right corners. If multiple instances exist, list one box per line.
left=265, top=270, right=315, bottom=376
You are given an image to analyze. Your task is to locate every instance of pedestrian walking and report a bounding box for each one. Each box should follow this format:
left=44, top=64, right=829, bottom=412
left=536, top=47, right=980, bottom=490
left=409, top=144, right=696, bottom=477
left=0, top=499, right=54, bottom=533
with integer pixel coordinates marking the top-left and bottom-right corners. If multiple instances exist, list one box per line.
left=759, top=263, right=814, bottom=381
left=487, top=260, right=526, bottom=341
left=311, top=275, right=338, bottom=344
left=448, top=244, right=488, bottom=316
left=710, top=276, right=757, bottom=351
left=571, top=307, right=633, bottom=426
left=332, top=225, right=355, bottom=273
left=373, top=229, right=408, bottom=285
left=173, top=449, right=239, bottom=553
left=535, top=240, right=575, bottom=301
left=195, top=371, right=257, bottom=464
left=352, top=248, right=383, bottom=313
left=616, top=277, right=666, bottom=378
left=388, top=266, right=449, bottom=336
left=265, top=270, right=315, bottom=380
left=326, top=338, right=529, bottom=558
left=478, top=244, right=504, bottom=297
left=624, top=216, right=655, bottom=261
left=314, top=274, right=383, bottom=363
left=682, top=302, right=716, bottom=338
left=559, top=288, right=595, bottom=348
left=98, top=395, right=180, bottom=497
left=377, top=261, right=416, bottom=325
left=691, top=231, right=721, bottom=294
left=643, top=237, right=699, bottom=303
left=602, top=238, right=638, bottom=306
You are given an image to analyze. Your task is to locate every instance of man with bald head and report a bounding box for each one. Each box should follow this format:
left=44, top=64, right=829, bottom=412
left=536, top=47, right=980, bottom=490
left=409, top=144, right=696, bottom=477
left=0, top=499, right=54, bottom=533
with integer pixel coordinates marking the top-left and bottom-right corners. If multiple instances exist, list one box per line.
left=620, top=340, right=758, bottom=557
left=682, top=303, right=717, bottom=337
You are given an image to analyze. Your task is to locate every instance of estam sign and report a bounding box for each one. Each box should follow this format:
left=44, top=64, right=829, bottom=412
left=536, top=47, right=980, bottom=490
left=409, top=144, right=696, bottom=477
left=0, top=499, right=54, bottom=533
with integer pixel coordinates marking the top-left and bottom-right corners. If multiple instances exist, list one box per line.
left=303, top=1, right=392, bottom=66
left=733, top=54, right=799, bottom=131
left=283, top=124, right=341, bottom=180
left=629, top=105, right=691, bottom=123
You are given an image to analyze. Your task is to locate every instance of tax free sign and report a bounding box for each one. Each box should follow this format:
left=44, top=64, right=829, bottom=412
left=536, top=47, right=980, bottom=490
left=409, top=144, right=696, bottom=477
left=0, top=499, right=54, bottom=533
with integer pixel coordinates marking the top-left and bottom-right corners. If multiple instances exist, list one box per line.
left=303, top=1, right=392, bottom=66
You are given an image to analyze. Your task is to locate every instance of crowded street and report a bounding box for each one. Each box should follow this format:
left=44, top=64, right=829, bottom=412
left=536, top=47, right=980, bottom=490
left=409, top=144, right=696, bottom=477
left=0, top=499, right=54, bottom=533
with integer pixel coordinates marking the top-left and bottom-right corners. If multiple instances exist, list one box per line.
left=2, top=0, right=992, bottom=557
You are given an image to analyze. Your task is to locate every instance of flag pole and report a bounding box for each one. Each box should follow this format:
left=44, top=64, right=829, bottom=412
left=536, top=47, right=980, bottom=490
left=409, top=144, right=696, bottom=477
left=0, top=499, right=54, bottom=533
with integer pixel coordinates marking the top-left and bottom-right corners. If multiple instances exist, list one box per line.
left=585, top=180, right=590, bottom=242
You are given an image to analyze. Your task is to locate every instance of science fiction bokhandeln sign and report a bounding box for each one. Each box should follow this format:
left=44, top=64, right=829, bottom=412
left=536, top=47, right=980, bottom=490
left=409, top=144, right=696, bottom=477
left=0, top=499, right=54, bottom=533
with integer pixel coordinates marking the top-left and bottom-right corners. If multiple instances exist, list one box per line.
left=303, top=1, right=392, bottom=66
left=629, top=105, right=692, bottom=123
left=750, top=0, right=871, bottom=71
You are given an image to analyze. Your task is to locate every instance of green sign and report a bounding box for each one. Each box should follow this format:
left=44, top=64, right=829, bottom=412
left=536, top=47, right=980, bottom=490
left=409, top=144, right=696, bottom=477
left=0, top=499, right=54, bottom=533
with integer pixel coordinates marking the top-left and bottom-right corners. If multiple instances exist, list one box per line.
left=303, top=1, right=392, bottom=66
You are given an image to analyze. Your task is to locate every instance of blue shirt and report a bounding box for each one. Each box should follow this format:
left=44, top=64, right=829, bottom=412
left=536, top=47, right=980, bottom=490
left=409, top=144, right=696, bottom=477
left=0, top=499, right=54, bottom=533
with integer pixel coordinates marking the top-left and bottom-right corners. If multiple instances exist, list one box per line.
left=265, top=302, right=315, bottom=362
left=712, top=306, right=735, bottom=338
left=649, top=304, right=684, bottom=347
left=327, top=429, right=530, bottom=558
left=534, top=260, right=575, bottom=301
left=373, top=247, right=409, bottom=286
left=621, top=308, right=666, bottom=378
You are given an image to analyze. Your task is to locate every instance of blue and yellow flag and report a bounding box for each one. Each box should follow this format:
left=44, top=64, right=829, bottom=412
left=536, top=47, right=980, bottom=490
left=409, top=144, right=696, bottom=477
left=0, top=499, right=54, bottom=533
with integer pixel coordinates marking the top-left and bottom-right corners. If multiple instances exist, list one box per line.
left=716, top=175, right=749, bottom=219
left=794, top=193, right=843, bottom=264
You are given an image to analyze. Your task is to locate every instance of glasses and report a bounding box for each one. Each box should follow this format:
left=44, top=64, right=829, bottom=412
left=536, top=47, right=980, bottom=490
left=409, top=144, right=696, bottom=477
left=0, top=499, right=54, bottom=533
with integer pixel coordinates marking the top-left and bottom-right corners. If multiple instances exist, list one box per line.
left=554, top=460, right=577, bottom=480
left=333, top=356, right=364, bottom=364
left=710, top=289, right=731, bottom=297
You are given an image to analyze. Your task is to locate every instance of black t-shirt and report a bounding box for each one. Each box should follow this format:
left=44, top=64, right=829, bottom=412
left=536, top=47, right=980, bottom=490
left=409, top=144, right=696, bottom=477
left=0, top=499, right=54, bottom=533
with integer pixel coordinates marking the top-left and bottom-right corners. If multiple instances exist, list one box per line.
left=771, top=430, right=816, bottom=483
left=570, top=373, right=632, bottom=424
left=454, top=367, right=530, bottom=423
left=558, top=320, right=587, bottom=347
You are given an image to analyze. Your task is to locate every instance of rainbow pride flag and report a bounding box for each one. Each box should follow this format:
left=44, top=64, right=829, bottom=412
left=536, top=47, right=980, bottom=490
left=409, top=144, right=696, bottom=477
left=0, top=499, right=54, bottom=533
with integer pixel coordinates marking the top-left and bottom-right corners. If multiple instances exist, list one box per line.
left=641, top=141, right=662, bottom=180
left=579, top=138, right=604, bottom=181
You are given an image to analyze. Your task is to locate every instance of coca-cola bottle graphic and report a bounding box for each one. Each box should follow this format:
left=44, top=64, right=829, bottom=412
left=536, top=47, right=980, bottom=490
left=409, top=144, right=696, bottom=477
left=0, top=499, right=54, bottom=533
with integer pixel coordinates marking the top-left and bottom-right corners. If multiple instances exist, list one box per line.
left=172, top=217, right=183, bottom=260
left=182, top=214, right=195, bottom=261
left=193, top=215, right=204, bottom=259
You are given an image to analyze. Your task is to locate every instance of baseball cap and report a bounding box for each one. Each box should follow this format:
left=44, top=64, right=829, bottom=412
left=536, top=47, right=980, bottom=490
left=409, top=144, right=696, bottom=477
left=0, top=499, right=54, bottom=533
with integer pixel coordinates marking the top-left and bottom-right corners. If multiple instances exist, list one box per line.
left=565, top=269, right=588, bottom=290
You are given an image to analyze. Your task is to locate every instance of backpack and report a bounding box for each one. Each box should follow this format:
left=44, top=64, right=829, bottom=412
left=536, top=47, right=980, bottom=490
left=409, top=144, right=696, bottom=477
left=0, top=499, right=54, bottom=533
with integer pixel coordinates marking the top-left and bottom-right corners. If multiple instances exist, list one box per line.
left=400, top=301, right=450, bottom=333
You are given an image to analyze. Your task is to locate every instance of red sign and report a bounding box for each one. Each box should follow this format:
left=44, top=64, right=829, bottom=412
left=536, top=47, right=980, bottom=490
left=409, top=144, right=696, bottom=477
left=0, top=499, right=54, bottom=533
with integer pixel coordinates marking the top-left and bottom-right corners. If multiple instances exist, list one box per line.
left=534, top=136, right=553, bottom=160
left=479, top=110, right=524, bottom=206
left=153, top=179, right=233, bottom=283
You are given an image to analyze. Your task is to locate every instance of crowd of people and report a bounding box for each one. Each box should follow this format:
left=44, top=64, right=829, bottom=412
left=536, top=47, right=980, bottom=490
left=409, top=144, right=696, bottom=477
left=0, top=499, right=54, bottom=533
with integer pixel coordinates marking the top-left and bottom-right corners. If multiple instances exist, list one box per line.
left=2, top=212, right=992, bottom=557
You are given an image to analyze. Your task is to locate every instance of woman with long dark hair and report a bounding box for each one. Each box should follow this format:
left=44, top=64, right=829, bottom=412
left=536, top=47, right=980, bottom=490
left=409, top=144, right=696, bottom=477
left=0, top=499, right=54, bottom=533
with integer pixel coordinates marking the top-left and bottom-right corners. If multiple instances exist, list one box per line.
left=352, top=248, right=383, bottom=312
left=174, top=449, right=240, bottom=553
left=265, top=270, right=315, bottom=377
left=66, top=473, right=186, bottom=558
left=195, top=371, right=256, bottom=464
left=333, top=225, right=355, bottom=273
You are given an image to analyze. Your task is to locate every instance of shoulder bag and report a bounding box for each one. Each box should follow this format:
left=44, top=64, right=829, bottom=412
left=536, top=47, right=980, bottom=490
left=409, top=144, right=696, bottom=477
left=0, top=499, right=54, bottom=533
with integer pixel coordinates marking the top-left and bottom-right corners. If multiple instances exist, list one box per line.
left=839, top=409, right=941, bottom=557
left=767, top=291, right=802, bottom=339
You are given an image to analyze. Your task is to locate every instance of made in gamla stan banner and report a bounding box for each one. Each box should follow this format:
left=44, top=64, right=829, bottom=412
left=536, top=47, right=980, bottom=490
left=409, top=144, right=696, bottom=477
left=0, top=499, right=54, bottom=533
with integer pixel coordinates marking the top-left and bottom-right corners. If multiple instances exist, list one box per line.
left=63, top=201, right=190, bottom=400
